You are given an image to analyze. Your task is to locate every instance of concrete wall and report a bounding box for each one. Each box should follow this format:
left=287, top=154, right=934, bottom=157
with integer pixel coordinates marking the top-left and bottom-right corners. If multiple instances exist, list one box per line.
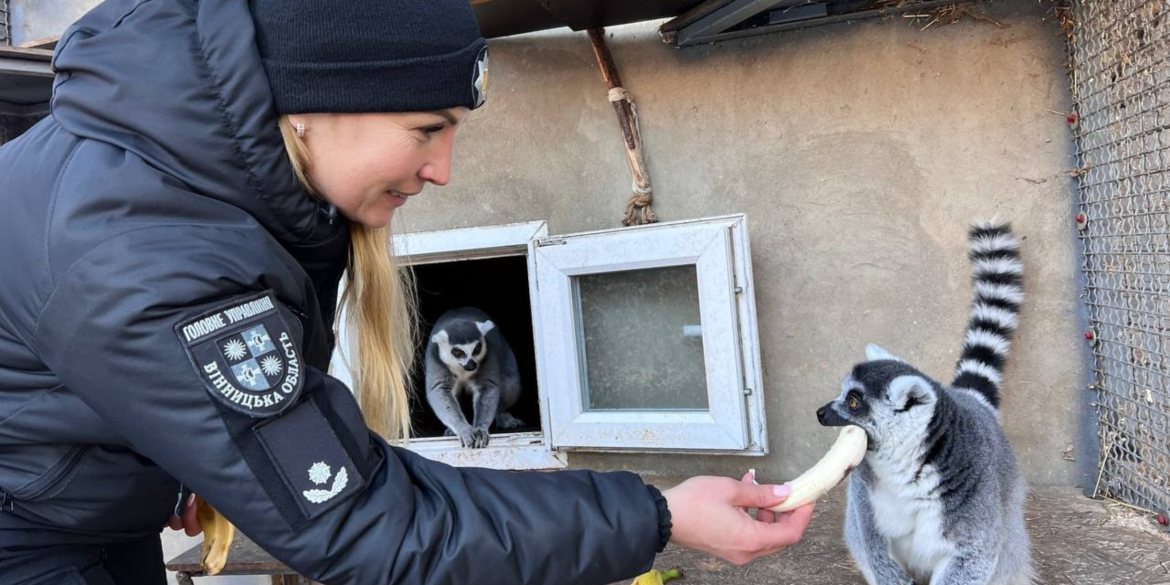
left=8, top=0, right=99, bottom=46
left=396, top=0, right=1088, bottom=487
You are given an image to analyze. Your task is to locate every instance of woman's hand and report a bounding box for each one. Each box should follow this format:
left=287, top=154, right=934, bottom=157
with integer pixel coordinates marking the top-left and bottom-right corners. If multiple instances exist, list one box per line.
left=164, top=493, right=203, bottom=537
left=661, top=472, right=815, bottom=566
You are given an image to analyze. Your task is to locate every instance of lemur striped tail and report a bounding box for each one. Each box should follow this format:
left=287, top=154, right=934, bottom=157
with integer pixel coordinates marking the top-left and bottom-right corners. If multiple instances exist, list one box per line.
left=951, top=220, right=1023, bottom=408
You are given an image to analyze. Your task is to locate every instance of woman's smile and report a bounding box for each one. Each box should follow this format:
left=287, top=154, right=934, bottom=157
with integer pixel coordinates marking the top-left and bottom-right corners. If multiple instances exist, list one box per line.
left=387, top=190, right=411, bottom=207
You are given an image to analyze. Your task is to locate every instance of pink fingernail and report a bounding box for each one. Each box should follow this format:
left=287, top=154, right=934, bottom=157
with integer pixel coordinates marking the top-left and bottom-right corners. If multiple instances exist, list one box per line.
left=774, top=484, right=792, bottom=498
left=749, top=468, right=758, bottom=485
left=186, top=494, right=195, bottom=507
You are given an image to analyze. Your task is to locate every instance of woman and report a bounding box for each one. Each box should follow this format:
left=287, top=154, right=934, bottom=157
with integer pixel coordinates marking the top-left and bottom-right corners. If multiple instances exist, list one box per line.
left=0, top=0, right=815, bottom=583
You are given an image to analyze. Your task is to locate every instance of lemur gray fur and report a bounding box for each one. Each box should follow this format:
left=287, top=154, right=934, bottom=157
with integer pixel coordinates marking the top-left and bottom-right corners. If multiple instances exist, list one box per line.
left=425, top=307, right=524, bottom=448
left=816, top=220, right=1036, bottom=585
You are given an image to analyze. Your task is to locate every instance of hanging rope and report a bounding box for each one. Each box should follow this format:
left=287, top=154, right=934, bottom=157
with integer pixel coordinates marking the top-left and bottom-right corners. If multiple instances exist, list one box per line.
left=588, top=28, right=658, bottom=226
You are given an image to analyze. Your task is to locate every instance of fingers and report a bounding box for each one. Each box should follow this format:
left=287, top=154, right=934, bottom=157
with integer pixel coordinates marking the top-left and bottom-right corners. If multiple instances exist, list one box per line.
left=182, top=494, right=201, bottom=537
left=736, top=470, right=788, bottom=524
left=671, top=474, right=817, bottom=567
left=738, top=470, right=764, bottom=520
left=757, top=508, right=778, bottom=523
left=729, top=478, right=792, bottom=510
left=163, top=493, right=203, bottom=536
left=754, top=502, right=815, bottom=552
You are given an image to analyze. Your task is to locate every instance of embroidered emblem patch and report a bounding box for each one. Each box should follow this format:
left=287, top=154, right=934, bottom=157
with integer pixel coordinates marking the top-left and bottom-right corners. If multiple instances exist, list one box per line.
left=176, top=291, right=303, bottom=417
left=303, top=461, right=348, bottom=504
left=472, top=46, right=489, bottom=108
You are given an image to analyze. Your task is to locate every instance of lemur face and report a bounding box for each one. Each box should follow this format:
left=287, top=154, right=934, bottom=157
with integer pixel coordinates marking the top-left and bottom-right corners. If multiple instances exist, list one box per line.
left=432, top=320, right=493, bottom=373
left=816, top=344, right=938, bottom=451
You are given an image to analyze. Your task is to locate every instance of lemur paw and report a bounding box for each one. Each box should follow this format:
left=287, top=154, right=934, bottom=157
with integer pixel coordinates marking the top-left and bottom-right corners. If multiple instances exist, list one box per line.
left=495, top=412, right=525, bottom=429
left=470, top=427, right=490, bottom=448
left=457, top=427, right=490, bottom=448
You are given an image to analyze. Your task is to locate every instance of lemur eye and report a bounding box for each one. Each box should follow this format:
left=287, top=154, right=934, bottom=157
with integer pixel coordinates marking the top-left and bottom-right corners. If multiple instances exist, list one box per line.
left=847, top=392, right=862, bottom=411
left=472, top=343, right=482, bottom=355
left=452, top=349, right=465, bottom=358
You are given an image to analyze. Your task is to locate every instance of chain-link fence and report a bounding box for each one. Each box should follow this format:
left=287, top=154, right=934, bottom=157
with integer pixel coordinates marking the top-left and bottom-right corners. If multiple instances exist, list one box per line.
left=1, top=0, right=10, bottom=45
left=1069, top=0, right=1170, bottom=515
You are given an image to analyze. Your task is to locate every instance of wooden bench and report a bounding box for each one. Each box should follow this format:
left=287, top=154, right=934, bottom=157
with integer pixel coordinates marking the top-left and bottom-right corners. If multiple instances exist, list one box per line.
left=165, top=532, right=313, bottom=584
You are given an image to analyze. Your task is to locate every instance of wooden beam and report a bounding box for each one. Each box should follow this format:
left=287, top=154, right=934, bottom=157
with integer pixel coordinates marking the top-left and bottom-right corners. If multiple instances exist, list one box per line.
left=17, top=35, right=61, bottom=50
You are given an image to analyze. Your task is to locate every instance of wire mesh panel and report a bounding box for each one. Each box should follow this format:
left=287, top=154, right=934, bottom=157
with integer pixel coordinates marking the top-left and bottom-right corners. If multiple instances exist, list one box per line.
left=1070, top=0, right=1170, bottom=515
left=0, top=0, right=9, bottom=45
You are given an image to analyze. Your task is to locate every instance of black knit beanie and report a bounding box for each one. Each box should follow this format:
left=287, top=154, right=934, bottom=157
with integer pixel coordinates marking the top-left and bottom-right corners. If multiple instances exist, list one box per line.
left=249, top=0, right=489, bottom=114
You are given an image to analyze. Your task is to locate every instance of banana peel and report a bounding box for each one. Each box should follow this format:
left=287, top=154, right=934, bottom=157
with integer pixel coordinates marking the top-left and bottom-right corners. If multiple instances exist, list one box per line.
left=194, top=496, right=236, bottom=575
left=631, top=567, right=683, bottom=585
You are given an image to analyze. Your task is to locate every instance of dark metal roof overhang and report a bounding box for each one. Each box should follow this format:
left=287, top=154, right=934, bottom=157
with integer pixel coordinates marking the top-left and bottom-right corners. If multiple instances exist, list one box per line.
left=0, top=46, right=53, bottom=115
left=472, top=0, right=974, bottom=46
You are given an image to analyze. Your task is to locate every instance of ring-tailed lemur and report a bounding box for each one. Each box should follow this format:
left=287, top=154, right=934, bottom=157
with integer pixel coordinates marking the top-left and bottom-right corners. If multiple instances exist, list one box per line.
left=425, top=307, right=524, bottom=448
left=816, top=220, right=1036, bottom=585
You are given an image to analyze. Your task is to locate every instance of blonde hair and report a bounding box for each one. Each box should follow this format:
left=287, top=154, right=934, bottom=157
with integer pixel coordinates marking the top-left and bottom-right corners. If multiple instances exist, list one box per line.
left=278, top=116, right=417, bottom=441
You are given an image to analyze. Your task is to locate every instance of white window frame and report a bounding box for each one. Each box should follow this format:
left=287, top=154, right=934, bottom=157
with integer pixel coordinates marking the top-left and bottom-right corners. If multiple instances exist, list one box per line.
left=330, top=214, right=768, bottom=469
left=533, top=214, right=767, bottom=453
left=330, top=220, right=568, bottom=470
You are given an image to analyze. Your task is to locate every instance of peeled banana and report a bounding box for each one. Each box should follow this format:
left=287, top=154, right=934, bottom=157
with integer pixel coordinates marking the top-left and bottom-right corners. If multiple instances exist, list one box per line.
left=195, top=496, right=236, bottom=575
left=631, top=567, right=683, bottom=585
left=768, top=425, right=868, bottom=513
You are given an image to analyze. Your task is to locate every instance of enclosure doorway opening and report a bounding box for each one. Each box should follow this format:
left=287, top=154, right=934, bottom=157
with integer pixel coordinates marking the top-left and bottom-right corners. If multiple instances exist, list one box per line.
left=408, top=255, right=542, bottom=440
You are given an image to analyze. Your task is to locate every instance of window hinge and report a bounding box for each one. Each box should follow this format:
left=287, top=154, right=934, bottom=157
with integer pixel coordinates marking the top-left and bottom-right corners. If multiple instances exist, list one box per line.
left=537, top=237, right=567, bottom=247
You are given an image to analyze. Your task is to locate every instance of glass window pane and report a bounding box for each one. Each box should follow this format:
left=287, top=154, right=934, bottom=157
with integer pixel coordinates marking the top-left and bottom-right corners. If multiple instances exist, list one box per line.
left=575, top=265, right=709, bottom=410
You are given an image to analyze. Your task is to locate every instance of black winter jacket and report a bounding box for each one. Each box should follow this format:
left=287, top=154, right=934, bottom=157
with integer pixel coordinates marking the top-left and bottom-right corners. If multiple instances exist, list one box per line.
left=0, top=0, right=666, bottom=582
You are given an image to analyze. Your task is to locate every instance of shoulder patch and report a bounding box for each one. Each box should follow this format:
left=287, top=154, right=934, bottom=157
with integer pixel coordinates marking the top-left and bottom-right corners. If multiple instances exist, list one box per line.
left=253, top=397, right=365, bottom=521
left=175, top=291, right=303, bottom=417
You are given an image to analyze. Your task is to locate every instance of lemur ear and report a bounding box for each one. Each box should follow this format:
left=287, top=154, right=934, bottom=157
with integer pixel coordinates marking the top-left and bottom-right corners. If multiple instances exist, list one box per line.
left=476, top=320, right=495, bottom=335
left=865, top=343, right=904, bottom=363
left=887, top=375, right=935, bottom=410
left=431, top=330, right=449, bottom=345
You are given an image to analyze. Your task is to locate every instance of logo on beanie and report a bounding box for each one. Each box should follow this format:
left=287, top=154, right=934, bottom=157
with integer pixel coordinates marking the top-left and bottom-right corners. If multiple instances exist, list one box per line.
left=472, top=46, right=489, bottom=108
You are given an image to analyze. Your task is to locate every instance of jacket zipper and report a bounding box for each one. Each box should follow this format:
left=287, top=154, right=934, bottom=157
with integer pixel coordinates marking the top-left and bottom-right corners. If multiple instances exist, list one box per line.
left=10, top=445, right=91, bottom=502
left=290, top=308, right=305, bottom=340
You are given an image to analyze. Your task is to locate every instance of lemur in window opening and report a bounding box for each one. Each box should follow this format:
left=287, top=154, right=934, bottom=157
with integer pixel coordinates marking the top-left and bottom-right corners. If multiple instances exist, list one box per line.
left=425, top=307, right=524, bottom=448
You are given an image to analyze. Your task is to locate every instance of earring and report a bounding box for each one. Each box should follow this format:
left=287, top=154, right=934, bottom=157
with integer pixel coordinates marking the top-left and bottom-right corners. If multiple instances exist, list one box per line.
left=295, top=122, right=305, bottom=137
